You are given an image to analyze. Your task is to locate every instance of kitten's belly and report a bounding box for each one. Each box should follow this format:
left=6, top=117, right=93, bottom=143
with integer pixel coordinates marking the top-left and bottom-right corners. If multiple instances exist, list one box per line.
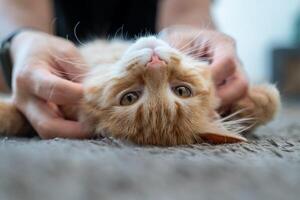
left=79, top=40, right=132, bottom=67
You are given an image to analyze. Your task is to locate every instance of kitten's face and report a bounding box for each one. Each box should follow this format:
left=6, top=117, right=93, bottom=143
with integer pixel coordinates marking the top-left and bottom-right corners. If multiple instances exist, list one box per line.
left=81, top=36, right=244, bottom=146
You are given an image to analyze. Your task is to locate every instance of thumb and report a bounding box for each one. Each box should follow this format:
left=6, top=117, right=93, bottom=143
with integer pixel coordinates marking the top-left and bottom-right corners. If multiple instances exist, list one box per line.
left=211, top=56, right=236, bottom=86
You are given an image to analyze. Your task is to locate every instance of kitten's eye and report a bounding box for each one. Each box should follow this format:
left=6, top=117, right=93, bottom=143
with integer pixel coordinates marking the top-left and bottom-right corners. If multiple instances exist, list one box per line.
left=120, top=92, right=140, bottom=106
left=173, top=86, right=192, bottom=97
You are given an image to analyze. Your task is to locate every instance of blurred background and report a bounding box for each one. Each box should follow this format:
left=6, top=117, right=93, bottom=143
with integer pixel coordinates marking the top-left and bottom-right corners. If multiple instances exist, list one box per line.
left=213, top=0, right=300, bottom=100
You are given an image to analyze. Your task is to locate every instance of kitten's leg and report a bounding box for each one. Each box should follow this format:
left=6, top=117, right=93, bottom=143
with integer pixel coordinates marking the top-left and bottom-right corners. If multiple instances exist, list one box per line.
left=0, top=97, right=32, bottom=136
left=229, top=84, right=281, bottom=130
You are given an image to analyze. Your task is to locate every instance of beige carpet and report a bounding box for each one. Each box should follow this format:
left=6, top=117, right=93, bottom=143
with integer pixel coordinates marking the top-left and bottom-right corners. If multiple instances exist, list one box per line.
left=0, top=104, right=300, bottom=200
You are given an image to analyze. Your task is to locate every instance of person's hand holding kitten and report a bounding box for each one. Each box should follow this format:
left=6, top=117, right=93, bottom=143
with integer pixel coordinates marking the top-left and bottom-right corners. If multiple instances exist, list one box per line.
left=10, top=30, right=89, bottom=139
left=161, top=26, right=248, bottom=107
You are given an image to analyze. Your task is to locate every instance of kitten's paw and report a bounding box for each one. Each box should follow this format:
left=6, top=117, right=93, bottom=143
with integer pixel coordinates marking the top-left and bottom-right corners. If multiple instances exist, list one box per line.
left=232, top=84, right=281, bottom=126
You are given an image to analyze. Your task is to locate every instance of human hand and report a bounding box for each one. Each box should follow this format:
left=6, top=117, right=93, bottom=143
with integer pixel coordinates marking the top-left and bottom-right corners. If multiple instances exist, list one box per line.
left=10, top=30, right=89, bottom=139
left=160, top=26, right=248, bottom=107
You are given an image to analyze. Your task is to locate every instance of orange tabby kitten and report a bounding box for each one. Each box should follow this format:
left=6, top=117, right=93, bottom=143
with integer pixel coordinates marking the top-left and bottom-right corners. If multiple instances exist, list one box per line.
left=0, top=36, right=280, bottom=146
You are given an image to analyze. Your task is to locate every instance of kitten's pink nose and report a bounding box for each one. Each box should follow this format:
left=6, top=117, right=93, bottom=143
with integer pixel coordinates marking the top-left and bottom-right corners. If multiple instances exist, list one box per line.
left=146, top=54, right=166, bottom=68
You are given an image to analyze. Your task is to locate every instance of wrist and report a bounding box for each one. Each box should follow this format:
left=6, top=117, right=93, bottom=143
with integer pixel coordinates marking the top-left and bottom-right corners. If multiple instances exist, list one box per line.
left=0, top=29, right=37, bottom=89
left=10, top=30, right=39, bottom=57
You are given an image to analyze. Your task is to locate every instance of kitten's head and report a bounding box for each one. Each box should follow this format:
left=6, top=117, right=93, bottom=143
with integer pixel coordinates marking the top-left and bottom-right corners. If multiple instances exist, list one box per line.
left=81, top=36, right=246, bottom=146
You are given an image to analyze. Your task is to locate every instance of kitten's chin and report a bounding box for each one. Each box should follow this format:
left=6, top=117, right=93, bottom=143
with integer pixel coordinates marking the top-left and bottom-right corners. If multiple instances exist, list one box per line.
left=121, top=36, right=176, bottom=67
left=126, top=36, right=170, bottom=52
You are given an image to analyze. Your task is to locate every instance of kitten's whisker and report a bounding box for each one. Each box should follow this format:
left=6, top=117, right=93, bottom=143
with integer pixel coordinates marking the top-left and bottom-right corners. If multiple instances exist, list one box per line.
left=73, top=21, right=87, bottom=47
left=221, top=117, right=255, bottom=125
left=180, top=42, right=215, bottom=59
left=222, top=123, right=243, bottom=133
left=218, top=108, right=248, bottom=122
left=52, top=68, right=89, bottom=76
left=188, top=51, right=214, bottom=58
left=189, top=39, right=230, bottom=58
left=180, top=45, right=212, bottom=54
left=70, top=73, right=93, bottom=82
left=186, top=46, right=214, bottom=54
left=109, top=25, right=125, bottom=40
left=173, top=31, right=206, bottom=51
left=45, top=47, right=89, bottom=70
left=192, top=133, right=202, bottom=144
left=180, top=40, right=212, bottom=55
left=53, top=56, right=88, bottom=67
left=181, top=47, right=206, bottom=55
left=45, top=77, right=58, bottom=102
left=46, top=21, right=97, bottom=74
left=51, top=68, right=94, bottom=82
left=176, top=31, right=204, bottom=51
left=49, top=18, right=57, bottom=36
left=52, top=68, right=90, bottom=76
left=190, top=52, right=214, bottom=57
left=220, top=113, right=258, bottom=134
left=209, top=45, right=236, bottom=57
left=179, top=37, right=211, bottom=51
left=234, top=123, right=256, bottom=134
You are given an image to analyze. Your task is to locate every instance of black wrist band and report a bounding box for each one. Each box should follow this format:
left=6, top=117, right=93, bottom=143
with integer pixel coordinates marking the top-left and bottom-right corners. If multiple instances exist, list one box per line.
left=0, top=29, right=28, bottom=89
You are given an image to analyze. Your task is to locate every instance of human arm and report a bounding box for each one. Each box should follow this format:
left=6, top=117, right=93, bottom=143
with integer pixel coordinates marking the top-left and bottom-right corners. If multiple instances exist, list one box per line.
left=157, top=0, right=215, bottom=30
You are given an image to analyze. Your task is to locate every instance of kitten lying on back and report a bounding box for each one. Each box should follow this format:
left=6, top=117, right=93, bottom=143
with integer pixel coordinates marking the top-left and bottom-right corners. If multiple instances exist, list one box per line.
left=0, top=36, right=280, bottom=145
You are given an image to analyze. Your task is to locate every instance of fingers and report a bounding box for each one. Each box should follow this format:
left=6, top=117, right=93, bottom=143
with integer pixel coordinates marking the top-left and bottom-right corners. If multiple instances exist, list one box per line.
left=16, top=68, right=88, bottom=138
left=40, top=119, right=89, bottom=139
left=209, top=38, right=248, bottom=106
left=27, top=68, right=84, bottom=105
left=211, top=53, right=248, bottom=106
left=211, top=56, right=236, bottom=85
left=210, top=37, right=237, bottom=80
left=23, top=98, right=90, bottom=139
left=11, top=32, right=90, bottom=139
left=54, top=43, right=88, bottom=82
left=217, top=71, right=248, bottom=106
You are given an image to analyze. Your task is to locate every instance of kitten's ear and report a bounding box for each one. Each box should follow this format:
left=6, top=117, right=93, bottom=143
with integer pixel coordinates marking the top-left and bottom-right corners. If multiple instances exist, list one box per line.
left=198, top=122, right=247, bottom=144
left=199, top=132, right=247, bottom=145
